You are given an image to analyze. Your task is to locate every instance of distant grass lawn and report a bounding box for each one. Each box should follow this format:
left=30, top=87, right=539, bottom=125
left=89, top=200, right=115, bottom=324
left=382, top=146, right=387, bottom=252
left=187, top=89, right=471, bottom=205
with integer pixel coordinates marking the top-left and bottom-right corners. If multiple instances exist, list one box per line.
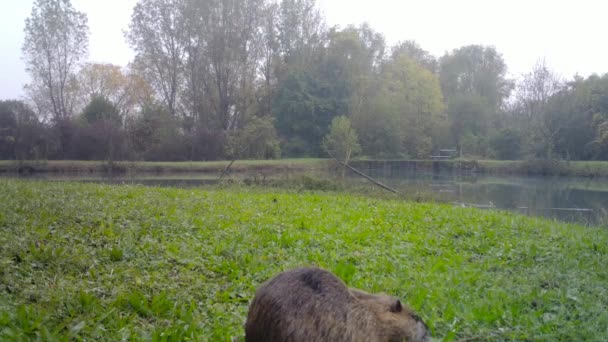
left=1, top=180, right=607, bottom=341
left=4, top=158, right=608, bottom=178
left=0, top=159, right=331, bottom=174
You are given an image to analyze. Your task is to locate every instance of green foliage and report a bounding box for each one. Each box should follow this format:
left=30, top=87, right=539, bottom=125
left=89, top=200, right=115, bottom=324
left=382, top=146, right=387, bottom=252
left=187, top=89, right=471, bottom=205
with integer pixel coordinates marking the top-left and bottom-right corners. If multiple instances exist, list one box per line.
left=13, top=0, right=608, bottom=162
left=440, top=45, right=513, bottom=111
left=490, top=129, right=523, bottom=160
left=82, top=96, right=121, bottom=125
left=373, top=55, right=444, bottom=158
left=352, top=92, right=403, bottom=158
left=323, top=116, right=361, bottom=163
left=590, top=116, right=608, bottom=159
left=275, top=24, right=384, bottom=158
left=391, top=40, right=437, bottom=72
left=227, top=116, right=281, bottom=160
left=567, top=74, right=608, bottom=159
left=0, top=100, right=45, bottom=160
left=460, top=132, right=489, bottom=158
left=2, top=180, right=608, bottom=340
left=446, top=94, right=492, bottom=156
left=439, top=46, right=514, bottom=158
left=274, top=69, right=350, bottom=157
left=127, top=104, right=189, bottom=161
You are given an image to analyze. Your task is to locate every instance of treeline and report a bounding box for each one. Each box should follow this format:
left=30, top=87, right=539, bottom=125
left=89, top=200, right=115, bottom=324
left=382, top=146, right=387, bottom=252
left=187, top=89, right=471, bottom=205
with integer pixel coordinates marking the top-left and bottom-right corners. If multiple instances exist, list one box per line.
left=1, top=0, right=608, bottom=161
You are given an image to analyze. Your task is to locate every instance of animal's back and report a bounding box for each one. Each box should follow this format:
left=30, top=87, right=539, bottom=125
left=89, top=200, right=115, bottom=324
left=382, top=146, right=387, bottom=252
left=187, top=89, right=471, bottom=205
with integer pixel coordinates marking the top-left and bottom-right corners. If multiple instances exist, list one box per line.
left=245, top=267, right=357, bottom=341
left=245, top=267, right=430, bottom=342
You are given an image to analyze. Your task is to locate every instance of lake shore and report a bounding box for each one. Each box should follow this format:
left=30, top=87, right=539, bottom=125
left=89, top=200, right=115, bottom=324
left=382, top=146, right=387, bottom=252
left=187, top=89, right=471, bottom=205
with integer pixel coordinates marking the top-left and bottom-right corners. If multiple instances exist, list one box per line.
left=1, top=179, right=607, bottom=340
left=2, top=158, right=608, bottom=178
left=0, top=159, right=332, bottom=175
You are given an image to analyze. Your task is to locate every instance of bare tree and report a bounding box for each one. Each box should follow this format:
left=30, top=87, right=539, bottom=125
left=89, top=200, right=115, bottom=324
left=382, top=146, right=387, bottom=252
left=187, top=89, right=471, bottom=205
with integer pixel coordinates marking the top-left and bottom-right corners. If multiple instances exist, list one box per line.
left=126, top=0, right=188, bottom=116
left=22, top=0, right=88, bottom=122
left=22, top=0, right=89, bottom=157
left=515, top=59, right=562, bottom=120
left=257, top=2, right=281, bottom=116
left=515, top=59, right=564, bottom=158
left=204, top=0, right=265, bottom=131
left=278, top=0, right=325, bottom=65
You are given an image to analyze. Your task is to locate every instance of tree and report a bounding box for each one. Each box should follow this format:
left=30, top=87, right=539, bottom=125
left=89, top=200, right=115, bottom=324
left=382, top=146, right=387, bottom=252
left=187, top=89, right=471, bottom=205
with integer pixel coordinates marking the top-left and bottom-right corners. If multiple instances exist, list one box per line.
left=327, top=24, right=385, bottom=122
left=22, top=0, right=89, bottom=157
left=227, top=116, right=281, bottom=160
left=23, top=0, right=89, bottom=121
left=258, top=2, right=281, bottom=117
left=440, top=45, right=513, bottom=110
left=277, top=0, right=325, bottom=69
left=0, top=101, right=46, bottom=160
left=127, top=104, right=188, bottom=161
left=82, top=96, right=121, bottom=125
left=323, top=116, right=361, bottom=166
left=274, top=25, right=386, bottom=158
left=530, top=91, right=573, bottom=159
left=490, top=128, right=522, bottom=160
left=439, top=45, right=513, bottom=156
left=446, top=94, right=491, bottom=157
left=199, top=0, right=266, bottom=131
left=515, top=59, right=562, bottom=121
left=352, top=92, right=402, bottom=158
left=558, top=74, right=608, bottom=159
left=590, top=118, right=608, bottom=159
left=586, top=74, right=608, bottom=159
left=512, top=59, right=563, bottom=158
left=74, top=96, right=124, bottom=162
left=373, top=55, right=445, bottom=158
left=391, top=40, right=437, bottom=73
left=76, top=63, right=137, bottom=118
left=273, top=64, right=351, bottom=157
left=126, top=0, right=187, bottom=116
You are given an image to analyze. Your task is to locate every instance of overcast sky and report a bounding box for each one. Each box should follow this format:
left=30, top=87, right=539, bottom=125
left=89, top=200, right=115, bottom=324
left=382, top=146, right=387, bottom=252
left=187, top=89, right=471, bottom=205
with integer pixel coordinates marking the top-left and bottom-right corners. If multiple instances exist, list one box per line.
left=2, top=0, right=607, bottom=100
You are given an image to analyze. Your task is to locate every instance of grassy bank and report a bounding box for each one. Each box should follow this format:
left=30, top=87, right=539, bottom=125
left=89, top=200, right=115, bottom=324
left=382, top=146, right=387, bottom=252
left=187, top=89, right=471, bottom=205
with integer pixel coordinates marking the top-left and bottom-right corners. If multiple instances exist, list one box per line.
left=1, top=180, right=607, bottom=341
left=350, top=159, right=608, bottom=178
left=4, top=158, right=608, bottom=178
left=0, top=159, right=331, bottom=175
left=477, top=159, right=608, bottom=178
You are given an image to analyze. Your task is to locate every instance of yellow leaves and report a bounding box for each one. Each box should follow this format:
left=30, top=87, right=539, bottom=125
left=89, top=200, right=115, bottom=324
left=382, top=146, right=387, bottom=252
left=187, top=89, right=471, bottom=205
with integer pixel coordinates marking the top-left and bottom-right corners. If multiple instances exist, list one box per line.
left=76, top=63, right=154, bottom=115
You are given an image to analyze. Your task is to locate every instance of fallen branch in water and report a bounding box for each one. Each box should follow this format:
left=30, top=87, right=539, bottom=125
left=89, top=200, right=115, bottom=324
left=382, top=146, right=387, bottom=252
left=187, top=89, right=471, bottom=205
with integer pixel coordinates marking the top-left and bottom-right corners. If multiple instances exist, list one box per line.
left=328, top=153, right=398, bottom=194
left=219, top=159, right=237, bottom=180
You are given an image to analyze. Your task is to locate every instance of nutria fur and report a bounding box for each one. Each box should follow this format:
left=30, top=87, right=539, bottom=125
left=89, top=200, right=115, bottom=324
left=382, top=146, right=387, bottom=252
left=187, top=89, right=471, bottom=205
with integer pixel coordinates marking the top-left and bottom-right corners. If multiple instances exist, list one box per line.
left=245, top=267, right=429, bottom=342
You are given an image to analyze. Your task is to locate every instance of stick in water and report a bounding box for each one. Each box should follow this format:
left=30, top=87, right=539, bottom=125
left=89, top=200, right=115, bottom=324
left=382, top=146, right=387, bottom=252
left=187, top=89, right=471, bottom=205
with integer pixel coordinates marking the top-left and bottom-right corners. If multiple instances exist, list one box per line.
left=328, top=154, right=398, bottom=194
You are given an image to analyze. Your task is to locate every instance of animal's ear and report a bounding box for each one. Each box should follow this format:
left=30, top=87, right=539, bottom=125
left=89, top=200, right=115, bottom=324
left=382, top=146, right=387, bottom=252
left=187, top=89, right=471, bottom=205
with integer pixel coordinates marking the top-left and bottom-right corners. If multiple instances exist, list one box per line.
left=390, top=300, right=403, bottom=313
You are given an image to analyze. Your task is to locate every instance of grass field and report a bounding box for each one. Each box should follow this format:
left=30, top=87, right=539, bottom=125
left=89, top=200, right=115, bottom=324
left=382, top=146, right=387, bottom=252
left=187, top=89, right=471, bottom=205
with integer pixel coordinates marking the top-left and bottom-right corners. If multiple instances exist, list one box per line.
left=1, top=180, right=607, bottom=341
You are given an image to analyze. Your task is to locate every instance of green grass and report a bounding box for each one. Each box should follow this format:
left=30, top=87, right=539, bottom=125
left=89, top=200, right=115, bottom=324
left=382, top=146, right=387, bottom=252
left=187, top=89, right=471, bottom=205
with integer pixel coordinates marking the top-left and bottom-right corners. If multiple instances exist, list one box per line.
left=1, top=180, right=607, bottom=341
left=352, top=159, right=608, bottom=178
left=477, top=159, right=608, bottom=177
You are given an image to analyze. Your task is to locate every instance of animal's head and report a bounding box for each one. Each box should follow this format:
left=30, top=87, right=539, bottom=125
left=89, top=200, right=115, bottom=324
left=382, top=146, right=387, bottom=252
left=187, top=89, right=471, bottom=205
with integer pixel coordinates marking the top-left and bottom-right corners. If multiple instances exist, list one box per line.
left=352, top=290, right=430, bottom=342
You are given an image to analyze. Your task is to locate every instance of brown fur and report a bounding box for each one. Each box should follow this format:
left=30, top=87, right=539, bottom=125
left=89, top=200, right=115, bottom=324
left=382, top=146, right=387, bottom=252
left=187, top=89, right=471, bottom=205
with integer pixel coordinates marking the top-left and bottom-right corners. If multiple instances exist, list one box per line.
left=245, top=267, right=429, bottom=342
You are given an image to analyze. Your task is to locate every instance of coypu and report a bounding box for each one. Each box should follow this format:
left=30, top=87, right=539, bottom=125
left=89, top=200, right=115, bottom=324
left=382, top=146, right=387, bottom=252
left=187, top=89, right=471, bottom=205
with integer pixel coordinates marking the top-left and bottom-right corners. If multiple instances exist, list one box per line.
left=245, top=267, right=429, bottom=342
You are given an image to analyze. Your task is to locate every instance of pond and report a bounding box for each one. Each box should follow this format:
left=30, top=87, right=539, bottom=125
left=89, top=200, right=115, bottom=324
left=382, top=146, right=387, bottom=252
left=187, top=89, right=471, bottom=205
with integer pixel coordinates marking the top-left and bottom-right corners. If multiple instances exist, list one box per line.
left=3, top=168, right=608, bottom=227
left=364, top=172, right=608, bottom=227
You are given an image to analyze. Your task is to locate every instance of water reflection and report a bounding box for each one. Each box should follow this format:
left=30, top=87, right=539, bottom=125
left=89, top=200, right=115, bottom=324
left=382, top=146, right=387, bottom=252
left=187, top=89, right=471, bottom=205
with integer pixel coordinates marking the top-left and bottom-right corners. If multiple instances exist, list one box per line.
left=353, top=167, right=608, bottom=227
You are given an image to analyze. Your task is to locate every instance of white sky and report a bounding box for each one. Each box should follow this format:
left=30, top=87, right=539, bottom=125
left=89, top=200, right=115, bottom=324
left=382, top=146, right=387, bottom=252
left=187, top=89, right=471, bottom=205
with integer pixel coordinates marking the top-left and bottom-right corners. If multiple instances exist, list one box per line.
left=2, top=0, right=607, bottom=100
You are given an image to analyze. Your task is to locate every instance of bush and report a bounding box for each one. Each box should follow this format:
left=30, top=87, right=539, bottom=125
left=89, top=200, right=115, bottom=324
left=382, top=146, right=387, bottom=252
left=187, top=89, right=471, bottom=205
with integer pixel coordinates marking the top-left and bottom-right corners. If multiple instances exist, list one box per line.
left=490, top=128, right=523, bottom=160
